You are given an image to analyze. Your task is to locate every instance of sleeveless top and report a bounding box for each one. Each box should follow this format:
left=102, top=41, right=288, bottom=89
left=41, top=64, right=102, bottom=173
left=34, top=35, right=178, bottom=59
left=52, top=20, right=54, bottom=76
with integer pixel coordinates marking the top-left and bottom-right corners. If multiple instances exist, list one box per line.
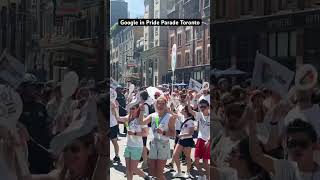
left=150, top=112, right=171, bottom=141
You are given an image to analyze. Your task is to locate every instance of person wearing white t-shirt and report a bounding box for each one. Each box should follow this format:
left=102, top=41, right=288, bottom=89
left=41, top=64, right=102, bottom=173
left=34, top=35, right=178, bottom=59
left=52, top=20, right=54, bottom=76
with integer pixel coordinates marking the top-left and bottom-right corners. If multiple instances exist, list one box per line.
left=248, top=104, right=320, bottom=180
left=115, top=102, right=150, bottom=180
left=172, top=106, right=195, bottom=178
left=188, top=98, right=210, bottom=180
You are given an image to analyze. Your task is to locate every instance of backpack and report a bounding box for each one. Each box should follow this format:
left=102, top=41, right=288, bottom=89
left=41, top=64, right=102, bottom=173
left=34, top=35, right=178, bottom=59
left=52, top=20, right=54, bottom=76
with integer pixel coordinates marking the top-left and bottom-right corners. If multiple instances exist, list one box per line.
left=145, top=103, right=155, bottom=114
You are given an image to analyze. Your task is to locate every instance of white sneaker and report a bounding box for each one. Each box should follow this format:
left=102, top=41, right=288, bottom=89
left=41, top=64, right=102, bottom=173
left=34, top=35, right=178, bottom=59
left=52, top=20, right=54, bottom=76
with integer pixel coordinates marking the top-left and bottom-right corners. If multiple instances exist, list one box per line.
left=173, top=172, right=184, bottom=178
left=184, top=172, right=191, bottom=179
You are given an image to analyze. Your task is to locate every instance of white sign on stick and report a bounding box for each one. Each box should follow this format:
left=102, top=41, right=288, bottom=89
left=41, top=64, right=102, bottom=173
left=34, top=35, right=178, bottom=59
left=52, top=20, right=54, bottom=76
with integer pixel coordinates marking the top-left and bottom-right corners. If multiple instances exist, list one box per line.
left=252, top=53, right=294, bottom=97
left=171, top=44, right=177, bottom=72
left=188, top=78, right=202, bottom=92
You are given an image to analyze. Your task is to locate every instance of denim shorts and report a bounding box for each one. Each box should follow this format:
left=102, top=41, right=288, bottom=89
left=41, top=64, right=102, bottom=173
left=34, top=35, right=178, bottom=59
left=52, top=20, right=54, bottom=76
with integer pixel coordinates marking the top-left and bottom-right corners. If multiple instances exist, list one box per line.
left=124, top=146, right=143, bottom=161
left=149, top=140, right=171, bottom=160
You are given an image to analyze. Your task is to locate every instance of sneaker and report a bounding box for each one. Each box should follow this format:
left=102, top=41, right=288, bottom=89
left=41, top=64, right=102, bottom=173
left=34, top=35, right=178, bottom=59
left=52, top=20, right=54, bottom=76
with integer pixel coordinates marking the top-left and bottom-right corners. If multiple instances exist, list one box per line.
left=173, top=172, right=184, bottom=178
left=113, top=156, right=120, bottom=163
left=165, top=162, right=173, bottom=169
left=184, top=172, right=191, bottom=179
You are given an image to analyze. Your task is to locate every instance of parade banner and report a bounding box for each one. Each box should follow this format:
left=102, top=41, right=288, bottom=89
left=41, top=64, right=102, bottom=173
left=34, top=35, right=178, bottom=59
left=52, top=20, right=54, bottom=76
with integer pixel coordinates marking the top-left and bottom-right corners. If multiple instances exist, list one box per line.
left=0, top=49, right=25, bottom=89
left=188, top=78, right=202, bottom=92
left=252, top=53, right=294, bottom=96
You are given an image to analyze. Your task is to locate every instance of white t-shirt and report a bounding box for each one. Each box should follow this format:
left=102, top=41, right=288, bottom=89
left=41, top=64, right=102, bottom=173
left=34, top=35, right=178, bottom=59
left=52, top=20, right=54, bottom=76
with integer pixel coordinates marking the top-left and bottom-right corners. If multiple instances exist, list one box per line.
left=110, top=107, right=118, bottom=128
left=126, top=118, right=147, bottom=147
left=196, top=111, right=210, bottom=141
left=179, top=118, right=194, bottom=139
left=175, top=115, right=183, bottom=131
left=272, top=159, right=301, bottom=180
left=143, top=104, right=150, bottom=117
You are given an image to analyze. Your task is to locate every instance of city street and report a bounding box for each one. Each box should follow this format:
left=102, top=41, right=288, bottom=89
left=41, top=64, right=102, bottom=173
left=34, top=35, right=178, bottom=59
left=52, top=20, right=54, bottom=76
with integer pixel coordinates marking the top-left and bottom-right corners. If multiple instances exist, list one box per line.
left=110, top=124, right=199, bottom=180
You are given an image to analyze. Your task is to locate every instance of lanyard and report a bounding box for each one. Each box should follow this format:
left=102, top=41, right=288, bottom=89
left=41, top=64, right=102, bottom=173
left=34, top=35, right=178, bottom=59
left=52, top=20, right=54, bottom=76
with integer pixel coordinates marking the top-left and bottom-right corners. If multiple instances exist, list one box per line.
left=155, top=113, right=167, bottom=128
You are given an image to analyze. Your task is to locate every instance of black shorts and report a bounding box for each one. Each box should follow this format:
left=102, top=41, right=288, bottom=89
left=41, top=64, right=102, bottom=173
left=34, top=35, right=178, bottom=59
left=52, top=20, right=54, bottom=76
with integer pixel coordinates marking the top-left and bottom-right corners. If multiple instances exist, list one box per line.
left=178, top=138, right=195, bottom=148
left=175, top=130, right=181, bottom=144
left=109, top=125, right=119, bottom=140
left=143, top=137, right=147, bottom=146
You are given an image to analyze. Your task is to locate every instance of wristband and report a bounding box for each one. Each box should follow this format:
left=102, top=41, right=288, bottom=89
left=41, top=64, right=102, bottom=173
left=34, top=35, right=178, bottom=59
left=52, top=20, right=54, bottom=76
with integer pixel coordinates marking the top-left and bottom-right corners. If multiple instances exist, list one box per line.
left=134, top=132, right=137, bottom=136
left=163, top=131, right=166, bottom=136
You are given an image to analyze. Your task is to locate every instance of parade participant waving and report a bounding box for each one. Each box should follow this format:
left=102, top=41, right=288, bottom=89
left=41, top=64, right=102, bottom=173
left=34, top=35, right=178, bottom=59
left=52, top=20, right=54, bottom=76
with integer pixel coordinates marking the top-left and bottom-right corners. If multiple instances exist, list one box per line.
left=114, top=97, right=150, bottom=180
left=188, top=97, right=210, bottom=180
left=139, top=96, right=176, bottom=180
left=172, top=106, right=195, bottom=178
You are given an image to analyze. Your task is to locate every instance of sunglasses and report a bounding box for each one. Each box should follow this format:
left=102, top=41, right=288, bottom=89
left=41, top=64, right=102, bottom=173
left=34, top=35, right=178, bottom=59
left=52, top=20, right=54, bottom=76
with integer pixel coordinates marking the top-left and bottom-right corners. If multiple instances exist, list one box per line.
left=287, top=139, right=311, bottom=149
left=199, top=105, right=208, bottom=109
left=63, top=144, right=81, bottom=153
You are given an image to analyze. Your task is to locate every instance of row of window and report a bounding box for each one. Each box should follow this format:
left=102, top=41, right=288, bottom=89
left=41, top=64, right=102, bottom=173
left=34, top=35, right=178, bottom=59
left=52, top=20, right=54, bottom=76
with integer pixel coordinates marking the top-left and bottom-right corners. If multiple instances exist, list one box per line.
left=170, top=27, right=204, bottom=48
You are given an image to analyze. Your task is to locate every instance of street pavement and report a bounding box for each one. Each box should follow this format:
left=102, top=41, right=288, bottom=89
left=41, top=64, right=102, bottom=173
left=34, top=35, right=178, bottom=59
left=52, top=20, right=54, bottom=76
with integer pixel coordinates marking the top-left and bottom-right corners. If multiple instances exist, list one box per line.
left=110, top=124, right=200, bottom=180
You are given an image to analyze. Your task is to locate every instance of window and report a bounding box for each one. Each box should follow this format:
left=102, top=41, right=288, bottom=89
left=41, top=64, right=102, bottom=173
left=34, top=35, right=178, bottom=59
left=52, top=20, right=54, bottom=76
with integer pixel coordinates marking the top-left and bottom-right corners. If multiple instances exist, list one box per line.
left=155, top=27, right=158, bottom=36
left=204, top=0, right=210, bottom=8
left=290, top=31, right=296, bottom=56
left=154, top=59, right=158, bottom=71
left=241, top=0, right=253, bottom=15
left=186, top=29, right=191, bottom=42
left=170, top=36, right=174, bottom=47
left=278, top=32, right=288, bottom=57
left=268, top=33, right=276, bottom=57
left=196, top=27, right=202, bottom=39
left=177, top=54, right=181, bottom=68
left=207, top=46, right=211, bottom=62
left=178, top=33, right=182, bottom=46
left=155, top=10, right=159, bottom=18
left=279, top=0, right=287, bottom=10
left=155, top=76, right=158, bottom=86
left=185, top=52, right=190, bottom=66
left=196, top=49, right=202, bottom=65
left=155, top=40, right=158, bottom=46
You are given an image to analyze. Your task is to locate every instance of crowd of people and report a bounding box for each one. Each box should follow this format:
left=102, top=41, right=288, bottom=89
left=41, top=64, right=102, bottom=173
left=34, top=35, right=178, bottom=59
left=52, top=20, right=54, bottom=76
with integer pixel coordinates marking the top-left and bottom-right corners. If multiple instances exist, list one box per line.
left=0, top=73, right=109, bottom=180
left=110, top=83, right=211, bottom=180
left=211, top=72, right=320, bottom=180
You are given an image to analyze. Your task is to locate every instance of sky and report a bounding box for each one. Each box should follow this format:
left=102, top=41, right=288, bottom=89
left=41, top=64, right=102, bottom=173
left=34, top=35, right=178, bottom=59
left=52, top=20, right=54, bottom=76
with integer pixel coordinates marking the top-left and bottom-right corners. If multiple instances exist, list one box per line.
left=125, top=0, right=144, bottom=18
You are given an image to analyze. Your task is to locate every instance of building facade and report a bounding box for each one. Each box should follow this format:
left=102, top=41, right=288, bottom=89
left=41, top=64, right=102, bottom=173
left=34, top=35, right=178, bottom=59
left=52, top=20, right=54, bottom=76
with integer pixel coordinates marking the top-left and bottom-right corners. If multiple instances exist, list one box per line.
left=141, top=0, right=169, bottom=86
left=111, top=25, right=143, bottom=85
left=110, top=0, right=128, bottom=26
left=167, top=0, right=211, bottom=84
left=213, top=0, right=320, bottom=74
left=39, top=1, right=101, bottom=82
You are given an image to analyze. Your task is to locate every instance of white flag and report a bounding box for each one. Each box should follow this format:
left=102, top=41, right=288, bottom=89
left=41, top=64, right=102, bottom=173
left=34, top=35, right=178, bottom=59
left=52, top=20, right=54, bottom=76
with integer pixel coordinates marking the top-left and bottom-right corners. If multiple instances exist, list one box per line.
left=188, top=78, right=202, bottom=92
left=252, top=53, right=294, bottom=97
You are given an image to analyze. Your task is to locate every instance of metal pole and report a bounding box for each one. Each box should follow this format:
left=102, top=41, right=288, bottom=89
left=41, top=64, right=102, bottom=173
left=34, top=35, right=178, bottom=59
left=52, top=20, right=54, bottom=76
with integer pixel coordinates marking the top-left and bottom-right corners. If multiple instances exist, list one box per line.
left=96, top=0, right=105, bottom=81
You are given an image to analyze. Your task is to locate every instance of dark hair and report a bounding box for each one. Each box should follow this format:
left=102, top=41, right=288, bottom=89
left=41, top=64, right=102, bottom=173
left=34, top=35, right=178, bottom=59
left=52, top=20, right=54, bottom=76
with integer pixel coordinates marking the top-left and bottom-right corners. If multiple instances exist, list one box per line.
left=199, top=99, right=209, bottom=106
left=286, top=119, right=318, bottom=143
left=140, top=91, right=149, bottom=101
left=225, top=103, right=246, bottom=117
left=183, top=106, right=194, bottom=119
left=96, top=94, right=108, bottom=119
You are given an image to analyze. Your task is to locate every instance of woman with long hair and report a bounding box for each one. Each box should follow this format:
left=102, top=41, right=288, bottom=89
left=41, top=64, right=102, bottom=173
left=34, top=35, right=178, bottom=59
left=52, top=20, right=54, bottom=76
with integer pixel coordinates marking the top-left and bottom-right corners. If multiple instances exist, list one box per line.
left=139, top=96, right=176, bottom=180
left=113, top=98, right=150, bottom=180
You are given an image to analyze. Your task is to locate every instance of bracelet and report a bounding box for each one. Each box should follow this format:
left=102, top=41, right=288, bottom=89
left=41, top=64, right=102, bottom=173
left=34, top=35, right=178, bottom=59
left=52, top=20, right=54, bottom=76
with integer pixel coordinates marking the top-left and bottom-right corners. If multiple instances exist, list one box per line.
left=270, top=121, right=278, bottom=126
